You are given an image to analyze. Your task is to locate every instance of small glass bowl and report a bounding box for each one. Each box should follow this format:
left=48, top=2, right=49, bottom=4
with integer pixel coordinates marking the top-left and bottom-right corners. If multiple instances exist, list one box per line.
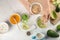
left=30, top=2, right=43, bottom=15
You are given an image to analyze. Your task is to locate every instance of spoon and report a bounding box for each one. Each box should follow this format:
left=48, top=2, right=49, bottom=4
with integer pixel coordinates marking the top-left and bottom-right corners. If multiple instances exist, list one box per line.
left=12, top=17, right=20, bottom=30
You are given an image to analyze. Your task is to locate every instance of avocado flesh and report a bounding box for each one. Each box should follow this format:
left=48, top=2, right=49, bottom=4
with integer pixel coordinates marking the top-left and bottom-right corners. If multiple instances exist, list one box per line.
left=37, top=18, right=46, bottom=28
left=50, top=11, right=57, bottom=19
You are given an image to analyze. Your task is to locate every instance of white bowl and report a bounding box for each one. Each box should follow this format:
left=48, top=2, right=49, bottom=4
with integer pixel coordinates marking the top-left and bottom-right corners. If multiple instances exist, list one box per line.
left=0, top=22, right=9, bottom=34
left=30, top=2, right=43, bottom=15
left=35, top=16, right=47, bottom=29
left=30, top=32, right=45, bottom=40
left=36, top=33, right=45, bottom=40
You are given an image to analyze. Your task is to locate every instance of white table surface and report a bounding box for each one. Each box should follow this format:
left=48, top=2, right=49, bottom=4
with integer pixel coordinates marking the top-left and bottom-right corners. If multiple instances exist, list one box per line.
left=0, top=0, right=60, bottom=40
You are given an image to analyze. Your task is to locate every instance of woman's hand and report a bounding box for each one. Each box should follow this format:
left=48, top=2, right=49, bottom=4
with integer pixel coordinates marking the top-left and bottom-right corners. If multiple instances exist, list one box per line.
left=20, top=0, right=31, bottom=13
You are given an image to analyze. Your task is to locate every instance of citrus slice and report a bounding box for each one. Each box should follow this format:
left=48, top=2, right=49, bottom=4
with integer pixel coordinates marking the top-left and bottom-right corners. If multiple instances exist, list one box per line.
left=10, top=13, right=21, bottom=24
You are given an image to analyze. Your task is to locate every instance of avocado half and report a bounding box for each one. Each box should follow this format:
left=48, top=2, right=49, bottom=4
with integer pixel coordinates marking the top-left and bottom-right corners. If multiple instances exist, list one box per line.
left=47, top=30, right=59, bottom=38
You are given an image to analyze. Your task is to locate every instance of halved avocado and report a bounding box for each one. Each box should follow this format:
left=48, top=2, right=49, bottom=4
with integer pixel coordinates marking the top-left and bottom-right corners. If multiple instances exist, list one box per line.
left=50, top=11, right=57, bottom=19
left=47, top=30, right=59, bottom=38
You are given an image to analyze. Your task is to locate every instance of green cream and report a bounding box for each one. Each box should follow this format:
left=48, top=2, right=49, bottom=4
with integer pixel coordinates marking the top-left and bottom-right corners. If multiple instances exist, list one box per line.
left=37, top=18, right=46, bottom=28
left=22, top=14, right=29, bottom=21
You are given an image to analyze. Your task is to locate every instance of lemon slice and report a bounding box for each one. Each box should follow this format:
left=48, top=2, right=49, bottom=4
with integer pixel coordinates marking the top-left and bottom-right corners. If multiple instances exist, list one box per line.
left=50, top=11, right=57, bottom=19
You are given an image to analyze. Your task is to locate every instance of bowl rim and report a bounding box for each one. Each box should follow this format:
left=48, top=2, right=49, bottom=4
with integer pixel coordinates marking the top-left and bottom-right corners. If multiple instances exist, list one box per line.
left=30, top=32, right=45, bottom=40
left=35, top=16, right=46, bottom=29
left=35, top=16, right=42, bottom=29
left=9, top=13, right=21, bottom=25
left=20, top=22, right=36, bottom=32
left=0, top=22, right=9, bottom=34
left=36, top=33, right=45, bottom=39
left=30, top=2, right=43, bottom=15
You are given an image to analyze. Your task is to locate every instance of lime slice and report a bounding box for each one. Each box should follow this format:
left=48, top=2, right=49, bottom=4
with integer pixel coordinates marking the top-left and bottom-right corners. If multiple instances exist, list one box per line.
left=50, top=11, right=57, bottom=19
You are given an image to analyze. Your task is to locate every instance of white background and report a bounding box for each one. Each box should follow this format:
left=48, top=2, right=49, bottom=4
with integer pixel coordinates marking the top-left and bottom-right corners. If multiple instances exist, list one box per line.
left=0, top=0, right=60, bottom=40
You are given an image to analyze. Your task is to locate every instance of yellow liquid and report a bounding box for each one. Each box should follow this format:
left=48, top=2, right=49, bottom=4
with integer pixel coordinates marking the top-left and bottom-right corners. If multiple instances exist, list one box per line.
left=10, top=13, right=21, bottom=24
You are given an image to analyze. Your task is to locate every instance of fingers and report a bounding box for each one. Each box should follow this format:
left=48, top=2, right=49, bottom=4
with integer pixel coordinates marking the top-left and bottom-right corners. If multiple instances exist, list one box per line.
left=41, top=13, right=50, bottom=23
left=20, top=0, right=50, bottom=23
left=20, top=0, right=30, bottom=11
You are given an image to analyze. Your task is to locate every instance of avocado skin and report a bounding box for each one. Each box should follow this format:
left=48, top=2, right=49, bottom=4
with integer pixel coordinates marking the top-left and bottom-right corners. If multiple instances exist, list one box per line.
left=57, top=25, right=60, bottom=31
left=55, top=5, right=60, bottom=12
left=47, top=30, right=59, bottom=38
